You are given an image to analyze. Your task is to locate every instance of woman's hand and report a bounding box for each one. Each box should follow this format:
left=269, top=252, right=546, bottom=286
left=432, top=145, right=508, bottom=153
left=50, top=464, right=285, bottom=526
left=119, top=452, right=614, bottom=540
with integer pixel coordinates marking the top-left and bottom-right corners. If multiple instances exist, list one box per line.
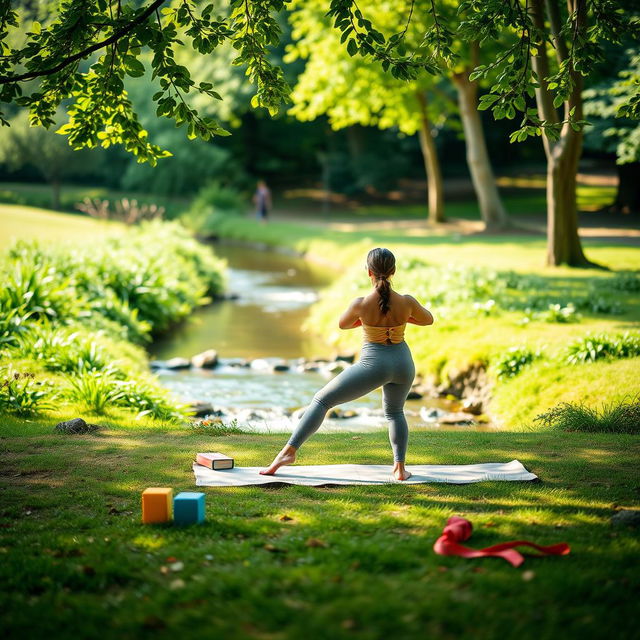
left=338, top=297, right=364, bottom=330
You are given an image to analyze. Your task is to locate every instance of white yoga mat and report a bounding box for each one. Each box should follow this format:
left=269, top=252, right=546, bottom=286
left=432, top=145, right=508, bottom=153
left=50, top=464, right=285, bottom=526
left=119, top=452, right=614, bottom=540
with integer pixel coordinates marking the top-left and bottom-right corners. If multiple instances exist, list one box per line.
left=193, top=459, right=537, bottom=487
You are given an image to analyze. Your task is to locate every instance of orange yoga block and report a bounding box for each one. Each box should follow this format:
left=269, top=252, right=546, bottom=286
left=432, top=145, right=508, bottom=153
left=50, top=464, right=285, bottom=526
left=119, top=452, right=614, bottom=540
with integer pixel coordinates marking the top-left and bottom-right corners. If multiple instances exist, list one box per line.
left=141, top=488, right=173, bottom=523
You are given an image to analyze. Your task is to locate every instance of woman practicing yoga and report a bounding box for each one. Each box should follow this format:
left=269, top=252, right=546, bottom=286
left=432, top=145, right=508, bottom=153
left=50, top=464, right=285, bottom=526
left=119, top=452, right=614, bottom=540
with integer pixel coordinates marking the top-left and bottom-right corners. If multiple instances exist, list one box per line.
left=261, top=247, right=434, bottom=481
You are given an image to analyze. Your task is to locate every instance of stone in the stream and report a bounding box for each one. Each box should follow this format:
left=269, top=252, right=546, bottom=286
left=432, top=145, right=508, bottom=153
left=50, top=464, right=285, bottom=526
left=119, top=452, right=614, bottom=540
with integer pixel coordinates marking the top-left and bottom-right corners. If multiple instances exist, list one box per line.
left=152, top=357, right=191, bottom=370
left=326, top=362, right=346, bottom=375
left=191, top=349, right=218, bottom=369
left=302, top=363, right=320, bottom=373
left=227, top=358, right=251, bottom=368
left=272, top=361, right=290, bottom=372
left=55, top=418, right=101, bottom=434
left=420, top=407, right=443, bottom=422
left=407, top=390, right=423, bottom=400
left=335, top=353, right=356, bottom=364
left=438, top=411, right=477, bottom=425
left=611, top=510, right=640, bottom=528
left=250, top=359, right=271, bottom=372
left=188, top=402, right=215, bottom=417
left=462, top=397, right=483, bottom=415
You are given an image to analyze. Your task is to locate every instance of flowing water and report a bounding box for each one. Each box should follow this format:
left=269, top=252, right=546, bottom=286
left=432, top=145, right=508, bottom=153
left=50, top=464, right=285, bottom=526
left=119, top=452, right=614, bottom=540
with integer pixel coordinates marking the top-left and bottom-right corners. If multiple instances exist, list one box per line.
left=151, top=243, right=491, bottom=434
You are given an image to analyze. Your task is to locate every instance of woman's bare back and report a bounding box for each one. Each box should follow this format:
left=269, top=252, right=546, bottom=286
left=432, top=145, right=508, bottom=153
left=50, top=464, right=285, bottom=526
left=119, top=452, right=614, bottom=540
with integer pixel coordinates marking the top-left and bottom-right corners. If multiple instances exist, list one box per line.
left=359, top=290, right=413, bottom=326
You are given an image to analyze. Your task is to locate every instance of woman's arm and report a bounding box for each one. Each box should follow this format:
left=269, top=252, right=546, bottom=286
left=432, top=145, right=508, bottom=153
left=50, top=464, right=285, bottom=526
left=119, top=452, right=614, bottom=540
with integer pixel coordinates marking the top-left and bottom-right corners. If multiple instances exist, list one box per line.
left=338, top=297, right=364, bottom=329
left=405, top=295, right=434, bottom=326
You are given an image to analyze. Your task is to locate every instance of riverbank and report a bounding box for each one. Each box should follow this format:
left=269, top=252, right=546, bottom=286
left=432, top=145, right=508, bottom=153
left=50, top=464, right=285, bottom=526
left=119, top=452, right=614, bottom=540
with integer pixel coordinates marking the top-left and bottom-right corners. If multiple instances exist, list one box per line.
left=2, top=413, right=639, bottom=639
left=0, top=213, right=226, bottom=420
left=206, top=214, right=640, bottom=429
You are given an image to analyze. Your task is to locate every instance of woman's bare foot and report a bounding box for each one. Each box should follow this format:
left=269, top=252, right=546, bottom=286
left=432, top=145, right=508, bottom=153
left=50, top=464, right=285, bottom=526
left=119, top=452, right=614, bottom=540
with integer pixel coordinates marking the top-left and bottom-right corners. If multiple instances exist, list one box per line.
left=393, top=463, right=412, bottom=481
left=260, top=445, right=297, bottom=475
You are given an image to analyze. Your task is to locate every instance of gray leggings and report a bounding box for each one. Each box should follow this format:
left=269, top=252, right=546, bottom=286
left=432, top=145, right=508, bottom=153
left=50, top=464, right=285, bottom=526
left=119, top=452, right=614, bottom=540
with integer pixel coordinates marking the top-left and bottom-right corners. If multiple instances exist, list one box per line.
left=288, top=341, right=415, bottom=462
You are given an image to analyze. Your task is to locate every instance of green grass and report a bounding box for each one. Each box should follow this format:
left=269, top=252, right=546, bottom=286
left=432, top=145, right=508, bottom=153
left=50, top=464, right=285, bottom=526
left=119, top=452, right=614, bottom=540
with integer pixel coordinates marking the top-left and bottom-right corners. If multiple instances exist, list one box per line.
left=1, top=413, right=639, bottom=640
left=0, top=203, right=123, bottom=250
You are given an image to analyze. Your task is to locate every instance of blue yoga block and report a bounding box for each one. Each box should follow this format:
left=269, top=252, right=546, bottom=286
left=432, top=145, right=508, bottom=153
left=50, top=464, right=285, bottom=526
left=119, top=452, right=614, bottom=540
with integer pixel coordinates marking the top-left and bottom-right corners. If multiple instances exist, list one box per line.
left=173, top=492, right=205, bottom=525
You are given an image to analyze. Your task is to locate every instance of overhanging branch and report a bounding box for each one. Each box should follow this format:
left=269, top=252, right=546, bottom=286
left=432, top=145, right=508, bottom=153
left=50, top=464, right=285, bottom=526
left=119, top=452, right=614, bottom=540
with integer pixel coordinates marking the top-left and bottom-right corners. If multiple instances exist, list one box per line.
left=0, top=0, right=167, bottom=86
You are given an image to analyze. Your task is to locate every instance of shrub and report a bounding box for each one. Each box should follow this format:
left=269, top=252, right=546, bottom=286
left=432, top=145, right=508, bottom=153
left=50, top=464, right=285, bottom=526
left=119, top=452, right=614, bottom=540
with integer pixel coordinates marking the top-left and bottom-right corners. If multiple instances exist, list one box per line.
left=1, top=221, right=226, bottom=420
left=182, top=182, right=248, bottom=236
left=494, top=346, right=541, bottom=379
left=565, top=332, right=640, bottom=364
left=111, top=378, right=188, bottom=422
left=534, top=398, right=640, bottom=434
left=603, top=271, right=640, bottom=293
left=0, top=369, right=52, bottom=416
left=191, top=181, right=245, bottom=216
left=576, top=296, right=624, bottom=315
left=65, top=370, right=124, bottom=414
left=17, top=325, right=122, bottom=376
left=0, top=256, right=78, bottom=323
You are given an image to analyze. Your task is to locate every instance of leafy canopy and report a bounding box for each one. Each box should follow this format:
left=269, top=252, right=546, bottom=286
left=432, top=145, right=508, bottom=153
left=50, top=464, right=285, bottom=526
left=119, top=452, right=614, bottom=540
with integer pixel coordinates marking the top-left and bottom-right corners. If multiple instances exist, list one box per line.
left=0, top=0, right=637, bottom=162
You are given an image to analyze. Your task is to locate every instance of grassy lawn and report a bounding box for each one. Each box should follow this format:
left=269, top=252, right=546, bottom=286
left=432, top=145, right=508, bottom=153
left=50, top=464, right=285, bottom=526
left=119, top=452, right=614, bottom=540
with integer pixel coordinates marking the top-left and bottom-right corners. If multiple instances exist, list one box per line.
left=1, top=413, right=639, bottom=640
left=0, top=203, right=122, bottom=250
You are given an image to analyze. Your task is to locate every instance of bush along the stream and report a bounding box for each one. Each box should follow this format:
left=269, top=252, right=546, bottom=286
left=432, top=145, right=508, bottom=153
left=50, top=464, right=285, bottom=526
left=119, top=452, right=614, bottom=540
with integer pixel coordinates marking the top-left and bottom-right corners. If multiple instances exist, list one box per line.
left=534, top=397, right=640, bottom=434
left=0, top=221, right=226, bottom=419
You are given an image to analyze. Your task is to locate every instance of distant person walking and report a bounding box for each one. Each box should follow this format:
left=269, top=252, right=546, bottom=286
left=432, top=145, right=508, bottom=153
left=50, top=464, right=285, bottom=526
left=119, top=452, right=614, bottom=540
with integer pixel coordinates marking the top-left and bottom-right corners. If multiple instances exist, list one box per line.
left=253, top=179, right=272, bottom=223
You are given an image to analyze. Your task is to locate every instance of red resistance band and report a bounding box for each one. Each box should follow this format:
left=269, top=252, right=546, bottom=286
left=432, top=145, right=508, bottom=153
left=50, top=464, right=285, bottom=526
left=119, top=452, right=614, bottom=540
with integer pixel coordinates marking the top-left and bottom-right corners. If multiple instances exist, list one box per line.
left=433, top=517, right=571, bottom=567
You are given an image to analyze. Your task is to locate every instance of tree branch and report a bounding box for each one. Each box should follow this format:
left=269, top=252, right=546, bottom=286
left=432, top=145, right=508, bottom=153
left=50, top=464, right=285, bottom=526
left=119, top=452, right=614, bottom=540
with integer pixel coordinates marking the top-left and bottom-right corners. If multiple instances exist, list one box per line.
left=0, top=0, right=167, bottom=86
left=529, top=0, right=559, bottom=133
left=545, top=0, right=569, bottom=64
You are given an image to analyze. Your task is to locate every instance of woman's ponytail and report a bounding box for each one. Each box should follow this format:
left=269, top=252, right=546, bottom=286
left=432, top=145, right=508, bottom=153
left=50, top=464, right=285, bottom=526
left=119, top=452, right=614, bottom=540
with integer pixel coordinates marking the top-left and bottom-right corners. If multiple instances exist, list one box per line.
left=376, top=277, right=391, bottom=314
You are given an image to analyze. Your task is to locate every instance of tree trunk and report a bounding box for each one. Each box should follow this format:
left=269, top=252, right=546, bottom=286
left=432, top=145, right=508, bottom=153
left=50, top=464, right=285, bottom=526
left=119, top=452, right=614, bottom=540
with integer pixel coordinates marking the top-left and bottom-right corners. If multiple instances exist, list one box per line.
left=612, top=162, right=640, bottom=214
left=453, top=73, right=509, bottom=230
left=546, top=142, right=590, bottom=265
left=530, top=0, right=594, bottom=267
left=416, top=92, right=445, bottom=223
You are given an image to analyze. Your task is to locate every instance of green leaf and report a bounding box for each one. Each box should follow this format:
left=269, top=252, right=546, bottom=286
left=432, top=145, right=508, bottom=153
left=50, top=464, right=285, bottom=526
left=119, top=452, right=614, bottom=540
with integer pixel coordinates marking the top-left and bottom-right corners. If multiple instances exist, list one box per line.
left=125, top=58, right=145, bottom=78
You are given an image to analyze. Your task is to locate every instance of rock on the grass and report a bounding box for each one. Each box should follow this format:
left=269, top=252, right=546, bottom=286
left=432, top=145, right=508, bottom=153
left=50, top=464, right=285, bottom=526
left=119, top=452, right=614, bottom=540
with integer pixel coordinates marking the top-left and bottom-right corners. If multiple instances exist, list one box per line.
left=55, top=418, right=101, bottom=434
left=611, top=510, right=640, bottom=528
left=191, top=349, right=219, bottom=369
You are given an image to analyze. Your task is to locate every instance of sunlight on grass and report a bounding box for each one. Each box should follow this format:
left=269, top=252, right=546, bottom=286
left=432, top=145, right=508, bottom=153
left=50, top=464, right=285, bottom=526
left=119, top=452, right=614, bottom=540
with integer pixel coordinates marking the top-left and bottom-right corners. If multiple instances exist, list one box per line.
left=0, top=203, right=122, bottom=250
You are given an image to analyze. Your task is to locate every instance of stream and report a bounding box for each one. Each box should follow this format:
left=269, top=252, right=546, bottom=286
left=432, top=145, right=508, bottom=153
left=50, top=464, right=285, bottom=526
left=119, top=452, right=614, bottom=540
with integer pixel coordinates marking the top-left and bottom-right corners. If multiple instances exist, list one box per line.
left=151, top=243, right=492, bottom=434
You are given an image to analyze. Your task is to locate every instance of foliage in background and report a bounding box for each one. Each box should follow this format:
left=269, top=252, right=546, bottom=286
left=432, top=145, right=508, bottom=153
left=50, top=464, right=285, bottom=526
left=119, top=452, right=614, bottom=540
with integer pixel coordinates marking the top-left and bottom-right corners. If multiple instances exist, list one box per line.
left=584, top=49, right=640, bottom=166
left=565, top=332, right=640, bottom=364
left=0, top=221, right=226, bottom=419
left=182, top=180, right=247, bottom=234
